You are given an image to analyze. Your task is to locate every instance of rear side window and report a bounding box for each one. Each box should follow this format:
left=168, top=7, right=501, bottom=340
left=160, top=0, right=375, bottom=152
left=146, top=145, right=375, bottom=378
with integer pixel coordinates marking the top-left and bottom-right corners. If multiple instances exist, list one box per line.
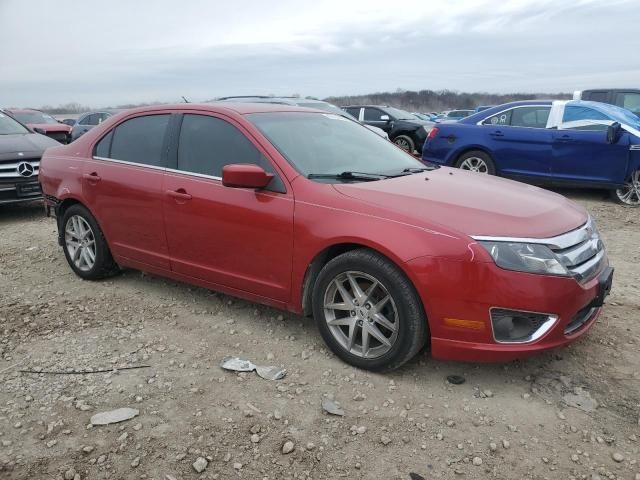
left=344, top=107, right=360, bottom=119
left=94, top=130, right=113, bottom=158
left=108, top=114, right=170, bottom=167
left=585, top=91, right=608, bottom=103
left=483, top=109, right=512, bottom=126
left=177, top=114, right=270, bottom=177
left=510, top=107, right=550, bottom=128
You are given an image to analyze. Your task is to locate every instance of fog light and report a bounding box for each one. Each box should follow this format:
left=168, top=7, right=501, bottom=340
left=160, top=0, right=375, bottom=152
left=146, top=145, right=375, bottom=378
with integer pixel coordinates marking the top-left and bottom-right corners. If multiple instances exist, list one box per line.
left=490, top=309, right=557, bottom=344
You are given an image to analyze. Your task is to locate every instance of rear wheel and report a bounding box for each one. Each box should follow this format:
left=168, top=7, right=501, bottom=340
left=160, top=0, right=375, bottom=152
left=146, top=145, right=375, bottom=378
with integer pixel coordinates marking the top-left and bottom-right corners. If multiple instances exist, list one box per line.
left=393, top=135, right=415, bottom=153
left=61, top=204, right=119, bottom=280
left=312, top=249, right=428, bottom=371
left=455, top=150, right=496, bottom=175
left=612, top=170, right=640, bottom=206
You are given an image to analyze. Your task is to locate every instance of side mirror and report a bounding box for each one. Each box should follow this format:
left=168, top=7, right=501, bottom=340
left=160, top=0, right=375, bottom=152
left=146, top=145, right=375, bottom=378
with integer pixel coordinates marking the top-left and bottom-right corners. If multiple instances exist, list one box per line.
left=380, top=115, right=390, bottom=121
left=222, top=164, right=273, bottom=189
left=606, top=122, right=622, bottom=144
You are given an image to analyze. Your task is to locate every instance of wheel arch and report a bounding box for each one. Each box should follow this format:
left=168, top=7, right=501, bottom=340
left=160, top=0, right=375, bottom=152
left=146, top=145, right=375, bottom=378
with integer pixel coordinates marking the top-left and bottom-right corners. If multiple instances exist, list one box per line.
left=55, top=196, right=84, bottom=246
left=300, top=242, right=427, bottom=322
left=451, top=146, right=495, bottom=168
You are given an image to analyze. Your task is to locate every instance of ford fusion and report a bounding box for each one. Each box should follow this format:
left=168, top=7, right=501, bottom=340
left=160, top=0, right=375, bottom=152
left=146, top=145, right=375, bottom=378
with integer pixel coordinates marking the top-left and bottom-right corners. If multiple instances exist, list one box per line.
left=39, top=103, right=613, bottom=370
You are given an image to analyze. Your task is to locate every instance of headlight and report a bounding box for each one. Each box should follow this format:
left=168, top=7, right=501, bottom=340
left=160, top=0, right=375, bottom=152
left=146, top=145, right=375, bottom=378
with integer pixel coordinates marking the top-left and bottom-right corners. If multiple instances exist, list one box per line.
left=478, top=241, right=569, bottom=276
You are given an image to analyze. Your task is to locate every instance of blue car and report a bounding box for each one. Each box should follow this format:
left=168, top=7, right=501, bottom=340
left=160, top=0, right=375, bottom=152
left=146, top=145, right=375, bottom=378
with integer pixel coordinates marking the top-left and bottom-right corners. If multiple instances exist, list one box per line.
left=422, top=100, right=640, bottom=206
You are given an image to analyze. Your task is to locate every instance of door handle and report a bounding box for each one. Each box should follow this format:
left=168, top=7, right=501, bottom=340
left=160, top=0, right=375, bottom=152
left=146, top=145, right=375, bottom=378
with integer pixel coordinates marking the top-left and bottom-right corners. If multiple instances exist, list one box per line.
left=557, top=135, right=573, bottom=142
left=489, top=131, right=504, bottom=137
left=82, top=172, right=101, bottom=183
left=166, top=189, right=192, bottom=201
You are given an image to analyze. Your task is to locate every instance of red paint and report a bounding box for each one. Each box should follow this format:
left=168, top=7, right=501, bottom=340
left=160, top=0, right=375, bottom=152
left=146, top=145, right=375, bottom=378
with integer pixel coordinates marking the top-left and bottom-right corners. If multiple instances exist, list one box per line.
left=40, top=103, right=607, bottom=363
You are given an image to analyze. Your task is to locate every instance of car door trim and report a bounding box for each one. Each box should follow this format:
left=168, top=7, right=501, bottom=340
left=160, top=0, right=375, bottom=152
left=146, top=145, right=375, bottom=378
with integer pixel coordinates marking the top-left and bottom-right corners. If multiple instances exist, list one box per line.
left=92, top=156, right=167, bottom=172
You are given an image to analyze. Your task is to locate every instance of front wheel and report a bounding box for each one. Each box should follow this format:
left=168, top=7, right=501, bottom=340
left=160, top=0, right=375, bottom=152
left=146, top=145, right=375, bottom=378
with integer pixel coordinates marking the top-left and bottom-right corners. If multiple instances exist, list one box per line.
left=612, top=170, right=640, bottom=206
left=455, top=150, right=496, bottom=175
left=312, top=249, right=428, bottom=371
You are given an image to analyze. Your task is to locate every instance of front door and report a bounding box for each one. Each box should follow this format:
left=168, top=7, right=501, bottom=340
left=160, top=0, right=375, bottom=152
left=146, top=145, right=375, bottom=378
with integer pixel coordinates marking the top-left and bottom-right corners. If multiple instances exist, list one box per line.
left=552, top=105, right=629, bottom=184
left=162, top=113, right=294, bottom=303
left=83, top=113, right=172, bottom=268
left=363, top=107, right=392, bottom=133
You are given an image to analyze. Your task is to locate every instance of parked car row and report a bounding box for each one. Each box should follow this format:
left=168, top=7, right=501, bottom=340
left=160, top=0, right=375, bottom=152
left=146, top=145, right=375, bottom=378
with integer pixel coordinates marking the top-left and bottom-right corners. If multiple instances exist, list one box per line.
left=37, top=102, right=614, bottom=371
left=422, top=99, right=640, bottom=206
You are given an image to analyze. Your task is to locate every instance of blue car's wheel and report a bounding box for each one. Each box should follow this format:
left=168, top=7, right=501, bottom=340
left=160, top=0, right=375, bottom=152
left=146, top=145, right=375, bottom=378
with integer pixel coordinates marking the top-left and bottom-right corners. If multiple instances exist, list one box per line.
left=455, top=150, right=496, bottom=175
left=613, top=170, right=640, bottom=206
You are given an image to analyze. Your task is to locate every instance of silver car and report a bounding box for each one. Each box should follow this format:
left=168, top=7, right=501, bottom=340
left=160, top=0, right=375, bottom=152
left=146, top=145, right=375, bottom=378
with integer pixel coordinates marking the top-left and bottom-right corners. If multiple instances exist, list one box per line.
left=71, top=111, right=119, bottom=141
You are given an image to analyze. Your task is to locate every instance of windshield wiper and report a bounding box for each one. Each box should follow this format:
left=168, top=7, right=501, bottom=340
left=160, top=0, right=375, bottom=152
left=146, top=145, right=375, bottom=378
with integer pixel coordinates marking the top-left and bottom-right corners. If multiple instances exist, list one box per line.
left=307, top=171, right=390, bottom=181
left=401, top=164, right=440, bottom=173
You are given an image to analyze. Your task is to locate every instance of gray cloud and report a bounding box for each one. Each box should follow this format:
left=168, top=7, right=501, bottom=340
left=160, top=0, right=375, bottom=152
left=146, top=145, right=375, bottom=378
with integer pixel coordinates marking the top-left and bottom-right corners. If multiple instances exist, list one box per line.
left=0, top=0, right=637, bottom=107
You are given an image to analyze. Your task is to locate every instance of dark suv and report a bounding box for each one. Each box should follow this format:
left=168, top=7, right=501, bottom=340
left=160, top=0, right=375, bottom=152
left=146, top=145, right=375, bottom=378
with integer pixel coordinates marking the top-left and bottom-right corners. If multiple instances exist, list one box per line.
left=342, top=105, right=434, bottom=153
left=574, top=89, right=640, bottom=117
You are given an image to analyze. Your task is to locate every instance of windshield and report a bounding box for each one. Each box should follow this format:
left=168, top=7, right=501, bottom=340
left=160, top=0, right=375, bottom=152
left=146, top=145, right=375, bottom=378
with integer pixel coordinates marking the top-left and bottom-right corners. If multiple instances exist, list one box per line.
left=11, top=111, right=60, bottom=125
left=248, top=112, right=424, bottom=179
left=297, top=102, right=358, bottom=121
left=384, top=107, right=417, bottom=120
left=0, top=112, right=30, bottom=135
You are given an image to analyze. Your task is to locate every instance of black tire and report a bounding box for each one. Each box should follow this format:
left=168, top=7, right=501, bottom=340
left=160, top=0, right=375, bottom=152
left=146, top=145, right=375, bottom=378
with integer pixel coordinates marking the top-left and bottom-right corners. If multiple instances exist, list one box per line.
left=393, top=135, right=415, bottom=153
left=312, top=249, right=428, bottom=371
left=60, top=204, right=119, bottom=280
left=455, top=150, right=496, bottom=175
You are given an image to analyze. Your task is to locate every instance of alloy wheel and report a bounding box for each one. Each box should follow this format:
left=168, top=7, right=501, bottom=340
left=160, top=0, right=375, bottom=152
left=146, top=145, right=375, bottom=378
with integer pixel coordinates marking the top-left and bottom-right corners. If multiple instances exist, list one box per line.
left=459, top=156, right=489, bottom=173
left=615, top=170, right=640, bottom=206
left=323, top=271, right=399, bottom=359
left=65, top=215, right=97, bottom=272
left=394, top=138, right=412, bottom=152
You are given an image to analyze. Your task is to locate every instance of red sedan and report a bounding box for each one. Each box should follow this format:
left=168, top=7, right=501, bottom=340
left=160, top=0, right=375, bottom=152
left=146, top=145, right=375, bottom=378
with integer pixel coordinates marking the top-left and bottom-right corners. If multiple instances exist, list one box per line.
left=39, top=103, right=613, bottom=370
left=7, top=108, right=72, bottom=144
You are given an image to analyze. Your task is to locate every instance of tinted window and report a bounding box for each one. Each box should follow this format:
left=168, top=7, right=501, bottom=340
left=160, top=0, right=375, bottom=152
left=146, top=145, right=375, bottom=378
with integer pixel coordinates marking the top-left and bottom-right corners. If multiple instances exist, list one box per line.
left=562, top=106, right=610, bottom=123
left=178, top=114, right=270, bottom=177
left=344, top=107, right=360, bottom=118
left=94, top=130, right=113, bottom=157
left=483, top=109, right=512, bottom=126
left=363, top=108, right=386, bottom=121
left=586, top=91, right=608, bottom=103
left=510, top=107, right=550, bottom=128
left=109, top=114, right=169, bottom=166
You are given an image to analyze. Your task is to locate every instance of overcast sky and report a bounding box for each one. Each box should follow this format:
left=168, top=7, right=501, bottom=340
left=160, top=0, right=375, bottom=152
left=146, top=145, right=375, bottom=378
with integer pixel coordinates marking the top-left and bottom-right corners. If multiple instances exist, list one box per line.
left=0, top=0, right=637, bottom=107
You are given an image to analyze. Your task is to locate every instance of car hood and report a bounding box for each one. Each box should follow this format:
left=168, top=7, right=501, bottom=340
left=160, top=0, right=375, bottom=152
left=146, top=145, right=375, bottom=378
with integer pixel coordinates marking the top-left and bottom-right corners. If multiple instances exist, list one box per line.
left=27, top=123, right=71, bottom=132
left=0, top=133, right=60, bottom=155
left=332, top=167, right=587, bottom=239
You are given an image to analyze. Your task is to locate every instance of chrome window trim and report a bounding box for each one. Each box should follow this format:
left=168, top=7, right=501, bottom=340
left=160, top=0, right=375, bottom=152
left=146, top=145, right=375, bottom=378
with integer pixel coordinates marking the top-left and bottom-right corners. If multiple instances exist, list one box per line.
left=630, top=145, right=640, bottom=151
left=165, top=167, right=222, bottom=181
left=91, top=156, right=166, bottom=172
left=471, top=217, right=593, bottom=250
left=476, top=104, right=553, bottom=128
left=489, top=307, right=558, bottom=344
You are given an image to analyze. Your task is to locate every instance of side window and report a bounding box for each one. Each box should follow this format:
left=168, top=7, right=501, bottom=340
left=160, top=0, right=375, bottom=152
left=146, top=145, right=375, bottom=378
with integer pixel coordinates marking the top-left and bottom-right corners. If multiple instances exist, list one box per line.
left=586, top=91, right=608, bottom=103
left=483, top=109, right=512, bottom=126
left=344, top=107, right=360, bottom=119
left=109, top=114, right=170, bottom=166
left=363, top=108, right=385, bottom=121
left=620, top=93, right=640, bottom=115
left=562, top=106, right=609, bottom=123
left=510, top=107, right=550, bottom=128
left=94, top=130, right=113, bottom=158
left=177, top=114, right=274, bottom=178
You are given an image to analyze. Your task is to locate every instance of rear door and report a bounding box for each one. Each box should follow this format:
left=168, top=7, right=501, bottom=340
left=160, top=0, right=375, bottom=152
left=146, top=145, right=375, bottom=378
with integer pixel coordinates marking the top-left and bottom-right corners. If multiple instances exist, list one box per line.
left=83, top=112, right=172, bottom=268
left=551, top=105, right=629, bottom=184
left=162, top=112, right=294, bottom=303
left=480, top=106, right=553, bottom=178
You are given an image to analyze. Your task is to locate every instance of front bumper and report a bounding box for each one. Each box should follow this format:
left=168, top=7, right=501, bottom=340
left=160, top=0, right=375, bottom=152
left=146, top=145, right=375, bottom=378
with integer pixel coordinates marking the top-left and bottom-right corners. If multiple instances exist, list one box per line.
left=0, top=177, right=42, bottom=205
left=407, top=255, right=612, bottom=362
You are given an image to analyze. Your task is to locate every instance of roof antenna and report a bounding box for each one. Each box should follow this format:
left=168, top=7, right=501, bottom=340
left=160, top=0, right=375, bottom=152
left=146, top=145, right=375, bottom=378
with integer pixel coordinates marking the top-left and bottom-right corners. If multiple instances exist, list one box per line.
left=181, top=96, right=190, bottom=103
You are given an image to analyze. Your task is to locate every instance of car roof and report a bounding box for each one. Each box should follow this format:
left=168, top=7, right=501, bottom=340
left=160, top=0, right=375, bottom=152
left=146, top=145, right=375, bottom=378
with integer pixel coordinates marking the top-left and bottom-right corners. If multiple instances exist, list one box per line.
left=111, top=102, right=326, bottom=116
left=6, top=108, right=43, bottom=113
left=217, top=96, right=330, bottom=106
left=341, top=105, right=390, bottom=108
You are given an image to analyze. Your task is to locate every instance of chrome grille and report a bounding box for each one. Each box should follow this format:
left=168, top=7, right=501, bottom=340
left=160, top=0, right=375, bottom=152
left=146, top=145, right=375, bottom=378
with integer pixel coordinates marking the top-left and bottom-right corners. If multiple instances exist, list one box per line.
left=0, top=158, right=40, bottom=178
left=546, top=217, right=606, bottom=282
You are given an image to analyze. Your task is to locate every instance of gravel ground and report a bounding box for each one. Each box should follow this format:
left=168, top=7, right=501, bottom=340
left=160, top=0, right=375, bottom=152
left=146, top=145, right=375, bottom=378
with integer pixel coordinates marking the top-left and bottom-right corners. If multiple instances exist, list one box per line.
left=1, top=190, right=639, bottom=480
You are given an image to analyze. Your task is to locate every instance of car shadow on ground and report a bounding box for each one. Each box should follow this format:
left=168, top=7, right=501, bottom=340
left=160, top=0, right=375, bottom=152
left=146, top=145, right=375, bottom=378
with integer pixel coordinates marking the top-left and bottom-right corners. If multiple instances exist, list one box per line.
left=0, top=201, right=45, bottom=226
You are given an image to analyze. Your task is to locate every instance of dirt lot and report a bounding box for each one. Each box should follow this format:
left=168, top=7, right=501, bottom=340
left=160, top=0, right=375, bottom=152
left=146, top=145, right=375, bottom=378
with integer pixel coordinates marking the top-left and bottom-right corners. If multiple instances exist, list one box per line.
left=1, top=190, right=639, bottom=480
